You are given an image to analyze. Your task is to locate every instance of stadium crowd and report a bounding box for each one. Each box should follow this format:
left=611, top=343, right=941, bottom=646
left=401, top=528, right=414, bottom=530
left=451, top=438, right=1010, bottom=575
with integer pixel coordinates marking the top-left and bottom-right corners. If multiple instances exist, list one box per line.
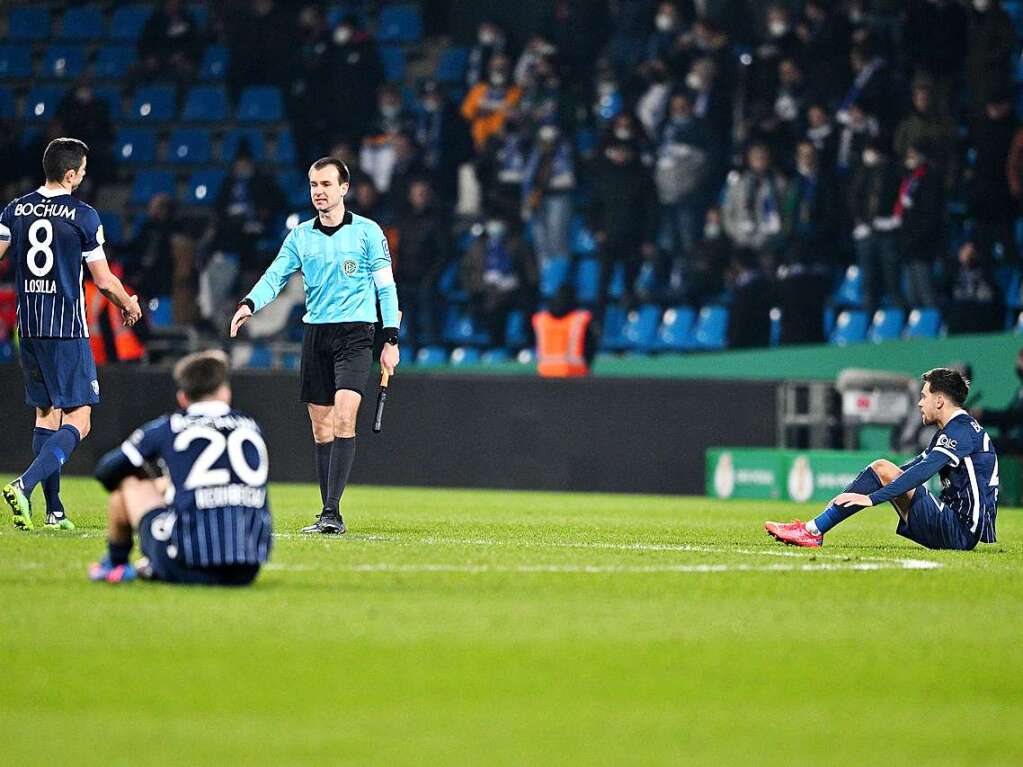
left=2, top=0, right=1023, bottom=362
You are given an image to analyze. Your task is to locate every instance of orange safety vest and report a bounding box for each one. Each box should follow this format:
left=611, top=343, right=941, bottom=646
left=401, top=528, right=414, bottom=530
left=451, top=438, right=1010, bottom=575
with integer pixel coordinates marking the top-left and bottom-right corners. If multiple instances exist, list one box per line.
left=85, top=281, right=144, bottom=364
left=532, top=309, right=591, bottom=378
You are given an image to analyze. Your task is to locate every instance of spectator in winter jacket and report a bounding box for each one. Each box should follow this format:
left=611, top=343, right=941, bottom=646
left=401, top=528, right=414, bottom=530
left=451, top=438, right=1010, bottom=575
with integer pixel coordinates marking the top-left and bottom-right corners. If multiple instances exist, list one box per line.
left=461, top=54, right=523, bottom=150
left=893, top=78, right=958, bottom=189
left=947, top=240, right=1003, bottom=335
left=721, top=142, right=788, bottom=272
left=896, top=143, right=944, bottom=308
left=848, top=137, right=904, bottom=314
left=523, top=123, right=576, bottom=266
left=966, top=0, right=1016, bottom=123
left=394, top=180, right=450, bottom=345
left=971, top=92, right=1018, bottom=262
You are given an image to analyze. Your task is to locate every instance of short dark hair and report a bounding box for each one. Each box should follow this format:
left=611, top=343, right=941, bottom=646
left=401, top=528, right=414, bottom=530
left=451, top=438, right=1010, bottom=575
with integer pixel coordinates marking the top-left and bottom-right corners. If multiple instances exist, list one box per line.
left=42, top=137, right=89, bottom=182
left=173, top=350, right=230, bottom=402
left=922, top=367, right=970, bottom=405
left=310, top=157, right=350, bottom=184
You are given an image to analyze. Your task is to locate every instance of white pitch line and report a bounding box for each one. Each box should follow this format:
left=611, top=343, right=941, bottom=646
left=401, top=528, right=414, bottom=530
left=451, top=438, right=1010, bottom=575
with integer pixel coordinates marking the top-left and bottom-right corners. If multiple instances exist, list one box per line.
left=265, top=559, right=941, bottom=574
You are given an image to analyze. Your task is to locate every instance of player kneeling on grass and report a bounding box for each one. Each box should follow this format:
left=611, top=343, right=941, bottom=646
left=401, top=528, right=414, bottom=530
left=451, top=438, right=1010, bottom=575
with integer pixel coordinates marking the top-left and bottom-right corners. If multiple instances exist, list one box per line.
left=90, top=350, right=272, bottom=585
left=766, top=367, right=998, bottom=550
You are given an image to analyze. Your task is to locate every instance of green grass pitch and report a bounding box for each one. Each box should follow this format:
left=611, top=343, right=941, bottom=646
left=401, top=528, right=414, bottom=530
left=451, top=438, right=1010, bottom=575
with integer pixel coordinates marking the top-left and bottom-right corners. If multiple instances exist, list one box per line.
left=1, top=477, right=1021, bottom=766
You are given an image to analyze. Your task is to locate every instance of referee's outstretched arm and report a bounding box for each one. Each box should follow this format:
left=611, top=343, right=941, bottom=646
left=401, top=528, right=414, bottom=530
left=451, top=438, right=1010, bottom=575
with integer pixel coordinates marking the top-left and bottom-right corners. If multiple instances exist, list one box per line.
left=229, top=235, right=301, bottom=337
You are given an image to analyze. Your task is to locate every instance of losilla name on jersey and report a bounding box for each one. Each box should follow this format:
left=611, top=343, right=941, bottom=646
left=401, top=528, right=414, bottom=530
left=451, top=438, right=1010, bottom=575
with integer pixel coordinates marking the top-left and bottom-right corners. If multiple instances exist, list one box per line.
left=24, top=278, right=56, bottom=294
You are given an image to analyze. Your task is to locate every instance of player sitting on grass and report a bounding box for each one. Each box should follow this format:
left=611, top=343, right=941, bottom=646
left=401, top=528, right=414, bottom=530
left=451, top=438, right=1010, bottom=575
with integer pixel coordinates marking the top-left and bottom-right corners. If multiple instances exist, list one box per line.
left=766, top=367, right=998, bottom=550
left=89, top=350, right=272, bottom=585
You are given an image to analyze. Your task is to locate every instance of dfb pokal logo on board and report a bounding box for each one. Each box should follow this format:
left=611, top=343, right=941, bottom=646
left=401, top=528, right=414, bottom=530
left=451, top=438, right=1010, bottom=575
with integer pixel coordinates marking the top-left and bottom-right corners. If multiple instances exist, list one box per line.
left=787, top=455, right=815, bottom=502
left=342, top=259, right=358, bottom=276
left=714, top=452, right=735, bottom=499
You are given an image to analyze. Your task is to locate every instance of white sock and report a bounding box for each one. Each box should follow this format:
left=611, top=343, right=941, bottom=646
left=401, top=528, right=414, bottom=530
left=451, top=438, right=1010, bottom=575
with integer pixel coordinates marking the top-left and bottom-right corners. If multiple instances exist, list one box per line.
left=804, top=520, right=820, bottom=536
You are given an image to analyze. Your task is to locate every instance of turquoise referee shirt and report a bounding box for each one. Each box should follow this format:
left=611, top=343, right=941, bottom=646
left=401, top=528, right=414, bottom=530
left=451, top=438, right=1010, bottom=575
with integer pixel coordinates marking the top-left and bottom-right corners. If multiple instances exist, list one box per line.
left=244, top=211, right=399, bottom=327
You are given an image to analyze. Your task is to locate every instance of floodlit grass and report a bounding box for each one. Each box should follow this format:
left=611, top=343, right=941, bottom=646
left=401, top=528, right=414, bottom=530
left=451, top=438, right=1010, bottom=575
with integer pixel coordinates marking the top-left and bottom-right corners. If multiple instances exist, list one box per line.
left=1, top=478, right=1021, bottom=766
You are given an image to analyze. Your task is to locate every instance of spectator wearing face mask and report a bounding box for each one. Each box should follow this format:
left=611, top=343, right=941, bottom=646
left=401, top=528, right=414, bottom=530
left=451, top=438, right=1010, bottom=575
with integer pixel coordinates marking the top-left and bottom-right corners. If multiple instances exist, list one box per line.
left=946, top=240, right=1003, bottom=335
left=836, top=102, right=879, bottom=178
left=467, top=21, right=507, bottom=87
left=721, top=142, right=788, bottom=273
left=804, top=103, right=838, bottom=172
left=895, top=142, right=943, bottom=308
left=414, top=79, right=473, bottom=208
left=361, top=84, right=414, bottom=194
left=971, top=348, right=1023, bottom=454
left=849, top=137, right=903, bottom=315
left=684, top=57, right=731, bottom=149
left=327, top=13, right=384, bottom=142
left=523, top=123, right=576, bottom=267
left=645, top=1, right=687, bottom=64
left=589, top=131, right=659, bottom=310
left=751, top=4, right=804, bottom=102
left=476, top=107, right=531, bottom=221
left=462, top=55, right=523, bottom=150
left=463, top=214, right=538, bottom=347
left=666, top=207, right=730, bottom=306
left=655, top=91, right=713, bottom=262
left=893, top=78, right=958, bottom=190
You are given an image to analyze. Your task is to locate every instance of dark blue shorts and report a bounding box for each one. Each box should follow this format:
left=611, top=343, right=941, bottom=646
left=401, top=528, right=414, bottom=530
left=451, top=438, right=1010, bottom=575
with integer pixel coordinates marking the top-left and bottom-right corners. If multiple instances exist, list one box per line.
left=896, top=487, right=979, bottom=551
left=138, top=507, right=260, bottom=586
left=19, top=337, right=99, bottom=409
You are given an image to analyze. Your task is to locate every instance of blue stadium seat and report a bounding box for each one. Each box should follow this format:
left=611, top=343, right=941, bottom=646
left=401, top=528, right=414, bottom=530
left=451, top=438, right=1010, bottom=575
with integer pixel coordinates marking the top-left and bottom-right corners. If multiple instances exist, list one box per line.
left=868, top=308, right=905, bottom=343
left=130, top=171, right=175, bottom=205
left=42, top=45, right=87, bottom=79
left=540, top=257, right=571, bottom=298
left=621, top=304, right=661, bottom=353
left=377, top=5, right=422, bottom=42
left=181, top=86, right=228, bottom=121
left=236, top=86, right=284, bottom=122
left=692, top=305, right=728, bottom=350
left=114, top=128, right=157, bottom=166
left=905, top=308, right=941, bottom=339
left=95, top=46, right=135, bottom=79
left=416, top=346, right=447, bottom=366
left=379, top=46, right=406, bottom=82
left=505, top=310, right=529, bottom=348
left=185, top=169, right=226, bottom=206
left=574, top=258, right=601, bottom=304
left=607, top=262, right=626, bottom=299
left=834, top=264, right=863, bottom=307
left=450, top=347, right=481, bottom=366
left=276, top=170, right=308, bottom=209
left=654, top=306, right=696, bottom=352
left=830, top=310, right=868, bottom=346
left=110, top=5, right=152, bottom=42
left=442, top=307, right=490, bottom=346
left=187, top=3, right=208, bottom=30
left=570, top=216, right=597, bottom=256
left=147, top=296, right=174, bottom=328
left=199, top=45, right=229, bottom=81
left=59, top=6, right=105, bottom=40
left=97, top=211, right=125, bottom=245
left=274, top=129, right=296, bottom=164
left=222, top=128, right=266, bottom=162
left=0, top=88, right=13, bottom=119
left=600, top=305, right=628, bottom=352
left=93, top=86, right=122, bottom=119
left=481, top=348, right=510, bottom=364
left=8, top=7, right=50, bottom=41
left=166, top=128, right=211, bottom=165
left=994, top=266, right=1022, bottom=309
left=129, top=86, right=176, bottom=122
left=0, top=45, right=33, bottom=79
left=435, top=46, right=469, bottom=84
left=23, top=86, right=64, bottom=122
left=436, top=258, right=467, bottom=302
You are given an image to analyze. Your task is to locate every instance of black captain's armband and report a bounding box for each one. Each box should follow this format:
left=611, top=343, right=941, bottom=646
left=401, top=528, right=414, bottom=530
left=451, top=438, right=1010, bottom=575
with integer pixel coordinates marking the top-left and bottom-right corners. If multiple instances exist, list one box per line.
left=383, top=327, right=399, bottom=345
left=94, top=447, right=161, bottom=492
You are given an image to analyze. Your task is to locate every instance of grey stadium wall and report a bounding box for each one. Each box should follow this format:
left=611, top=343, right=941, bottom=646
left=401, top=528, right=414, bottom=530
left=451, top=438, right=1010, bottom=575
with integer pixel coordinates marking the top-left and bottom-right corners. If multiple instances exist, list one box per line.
left=0, top=364, right=777, bottom=495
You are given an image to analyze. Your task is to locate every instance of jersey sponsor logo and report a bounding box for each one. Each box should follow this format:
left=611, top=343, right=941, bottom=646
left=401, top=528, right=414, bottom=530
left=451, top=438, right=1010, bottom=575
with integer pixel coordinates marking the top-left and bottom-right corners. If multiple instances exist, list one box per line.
left=937, top=434, right=958, bottom=450
left=343, top=259, right=358, bottom=276
left=13, top=202, right=76, bottom=220
left=24, top=279, right=56, bottom=294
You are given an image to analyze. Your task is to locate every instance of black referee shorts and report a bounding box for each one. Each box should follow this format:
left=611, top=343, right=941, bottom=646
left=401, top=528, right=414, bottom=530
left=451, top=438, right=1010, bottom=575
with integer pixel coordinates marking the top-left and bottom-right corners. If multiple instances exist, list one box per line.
left=300, top=322, right=375, bottom=404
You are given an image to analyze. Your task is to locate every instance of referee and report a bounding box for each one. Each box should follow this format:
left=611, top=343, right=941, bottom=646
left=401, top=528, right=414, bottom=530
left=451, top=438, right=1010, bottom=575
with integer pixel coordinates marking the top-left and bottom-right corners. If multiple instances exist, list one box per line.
left=230, top=157, right=400, bottom=535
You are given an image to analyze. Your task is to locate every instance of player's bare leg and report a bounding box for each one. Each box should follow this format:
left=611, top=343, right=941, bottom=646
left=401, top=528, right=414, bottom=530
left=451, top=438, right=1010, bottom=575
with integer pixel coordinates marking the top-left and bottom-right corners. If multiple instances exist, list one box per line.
left=91, top=476, right=169, bottom=583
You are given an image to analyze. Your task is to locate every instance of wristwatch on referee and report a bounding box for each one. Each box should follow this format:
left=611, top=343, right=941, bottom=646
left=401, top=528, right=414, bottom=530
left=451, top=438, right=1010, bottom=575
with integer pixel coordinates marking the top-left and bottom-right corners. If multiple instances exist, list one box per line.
left=383, top=327, right=399, bottom=346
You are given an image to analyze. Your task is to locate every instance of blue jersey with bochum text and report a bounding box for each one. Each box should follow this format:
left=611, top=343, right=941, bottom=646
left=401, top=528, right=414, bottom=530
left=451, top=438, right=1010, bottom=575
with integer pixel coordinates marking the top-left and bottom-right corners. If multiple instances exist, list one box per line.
left=899, top=410, right=999, bottom=542
left=110, top=400, right=273, bottom=568
left=0, top=186, right=106, bottom=339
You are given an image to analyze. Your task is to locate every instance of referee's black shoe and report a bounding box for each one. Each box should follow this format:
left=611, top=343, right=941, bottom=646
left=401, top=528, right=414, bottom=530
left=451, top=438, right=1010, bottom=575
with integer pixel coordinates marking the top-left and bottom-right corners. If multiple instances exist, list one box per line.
left=302, top=508, right=346, bottom=535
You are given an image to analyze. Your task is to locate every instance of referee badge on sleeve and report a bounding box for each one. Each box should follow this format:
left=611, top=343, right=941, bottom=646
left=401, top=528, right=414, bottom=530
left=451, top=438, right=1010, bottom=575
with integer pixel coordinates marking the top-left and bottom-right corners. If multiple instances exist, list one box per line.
left=343, top=259, right=358, bottom=276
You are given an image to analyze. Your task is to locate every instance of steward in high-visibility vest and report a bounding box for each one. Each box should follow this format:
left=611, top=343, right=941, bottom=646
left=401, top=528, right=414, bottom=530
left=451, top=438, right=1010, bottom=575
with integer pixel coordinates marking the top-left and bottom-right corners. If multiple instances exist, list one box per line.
left=85, top=280, right=144, bottom=364
left=532, top=304, right=592, bottom=377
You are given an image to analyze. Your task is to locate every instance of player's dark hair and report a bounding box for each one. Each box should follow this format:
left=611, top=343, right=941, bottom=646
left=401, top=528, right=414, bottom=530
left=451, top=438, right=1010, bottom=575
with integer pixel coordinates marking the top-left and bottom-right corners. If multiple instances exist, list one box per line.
left=42, top=137, right=89, bottom=182
left=174, top=350, right=230, bottom=402
left=310, top=157, right=350, bottom=184
left=922, top=368, right=970, bottom=405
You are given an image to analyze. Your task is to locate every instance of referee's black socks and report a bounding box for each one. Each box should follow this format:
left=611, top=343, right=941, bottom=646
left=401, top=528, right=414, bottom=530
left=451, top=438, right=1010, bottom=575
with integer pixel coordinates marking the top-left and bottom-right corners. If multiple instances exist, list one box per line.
left=314, top=441, right=332, bottom=506
left=325, top=437, right=356, bottom=513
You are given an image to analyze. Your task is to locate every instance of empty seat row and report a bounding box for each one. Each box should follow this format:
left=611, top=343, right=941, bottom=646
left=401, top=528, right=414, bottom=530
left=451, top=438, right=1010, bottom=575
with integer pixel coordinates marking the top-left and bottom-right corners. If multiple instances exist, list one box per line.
left=0, top=43, right=229, bottom=82
left=830, top=308, right=942, bottom=345
left=115, top=127, right=295, bottom=166
left=6, top=5, right=208, bottom=42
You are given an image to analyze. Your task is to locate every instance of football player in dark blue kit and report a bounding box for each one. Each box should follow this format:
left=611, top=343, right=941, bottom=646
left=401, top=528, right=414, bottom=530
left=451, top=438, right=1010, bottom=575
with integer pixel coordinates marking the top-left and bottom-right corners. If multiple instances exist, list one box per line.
left=90, top=350, right=273, bottom=585
left=767, top=368, right=999, bottom=550
left=0, top=138, right=141, bottom=530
